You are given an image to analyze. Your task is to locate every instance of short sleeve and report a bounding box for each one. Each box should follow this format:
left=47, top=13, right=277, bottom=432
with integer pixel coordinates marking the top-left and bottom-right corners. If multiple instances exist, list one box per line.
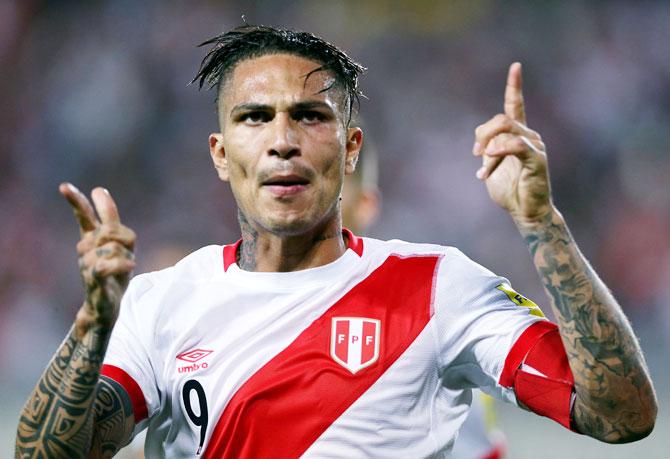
left=101, top=274, right=160, bottom=436
left=433, top=249, right=548, bottom=405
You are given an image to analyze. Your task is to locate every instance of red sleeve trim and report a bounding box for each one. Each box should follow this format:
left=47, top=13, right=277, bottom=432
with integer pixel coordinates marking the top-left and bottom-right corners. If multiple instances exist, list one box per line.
left=498, top=320, right=557, bottom=387
left=342, top=228, right=364, bottom=256
left=100, top=364, right=149, bottom=422
left=222, top=239, right=242, bottom=272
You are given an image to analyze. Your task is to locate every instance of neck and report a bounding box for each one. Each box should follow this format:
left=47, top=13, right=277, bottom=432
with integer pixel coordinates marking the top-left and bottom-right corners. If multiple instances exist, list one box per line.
left=237, top=212, right=347, bottom=272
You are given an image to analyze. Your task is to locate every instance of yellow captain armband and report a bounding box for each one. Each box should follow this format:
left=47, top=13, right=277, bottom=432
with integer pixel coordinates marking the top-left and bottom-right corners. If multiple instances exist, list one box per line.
left=496, top=283, right=545, bottom=317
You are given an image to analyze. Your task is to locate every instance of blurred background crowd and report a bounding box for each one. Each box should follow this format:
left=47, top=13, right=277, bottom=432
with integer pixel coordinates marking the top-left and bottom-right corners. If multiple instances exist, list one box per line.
left=1, top=1, right=668, bottom=457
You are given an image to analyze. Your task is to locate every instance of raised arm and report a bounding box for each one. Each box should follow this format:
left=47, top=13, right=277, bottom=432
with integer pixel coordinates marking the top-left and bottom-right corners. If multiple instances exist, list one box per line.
left=472, top=63, right=657, bottom=443
left=16, top=184, right=137, bottom=458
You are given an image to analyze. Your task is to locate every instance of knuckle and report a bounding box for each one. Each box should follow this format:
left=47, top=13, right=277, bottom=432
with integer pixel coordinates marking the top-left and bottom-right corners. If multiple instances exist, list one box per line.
left=493, top=113, right=508, bottom=124
left=526, top=127, right=540, bottom=138
left=76, top=240, right=87, bottom=254
left=511, top=119, right=525, bottom=131
left=104, top=240, right=122, bottom=251
left=82, top=250, right=97, bottom=265
left=96, top=224, right=116, bottom=240
left=76, top=236, right=93, bottom=254
left=119, top=227, right=137, bottom=245
left=94, top=259, right=110, bottom=276
left=125, top=227, right=137, bottom=241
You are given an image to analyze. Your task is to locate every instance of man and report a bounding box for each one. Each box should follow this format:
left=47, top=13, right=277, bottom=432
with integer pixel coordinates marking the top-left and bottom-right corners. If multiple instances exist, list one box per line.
left=16, top=25, right=656, bottom=458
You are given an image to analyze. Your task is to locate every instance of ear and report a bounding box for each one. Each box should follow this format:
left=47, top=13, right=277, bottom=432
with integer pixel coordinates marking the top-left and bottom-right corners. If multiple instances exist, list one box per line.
left=344, top=127, right=363, bottom=175
left=209, top=133, right=229, bottom=181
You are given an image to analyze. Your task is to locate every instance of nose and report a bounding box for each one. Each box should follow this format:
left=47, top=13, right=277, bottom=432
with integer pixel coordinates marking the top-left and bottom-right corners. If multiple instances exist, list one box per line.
left=268, top=113, right=300, bottom=159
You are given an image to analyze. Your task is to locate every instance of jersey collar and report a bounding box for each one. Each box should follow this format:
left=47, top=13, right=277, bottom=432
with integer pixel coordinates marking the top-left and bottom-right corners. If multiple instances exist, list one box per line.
left=222, top=228, right=363, bottom=272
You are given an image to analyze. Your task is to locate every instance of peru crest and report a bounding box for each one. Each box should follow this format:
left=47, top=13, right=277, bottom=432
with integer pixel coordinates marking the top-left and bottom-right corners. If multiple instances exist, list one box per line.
left=330, top=317, right=380, bottom=374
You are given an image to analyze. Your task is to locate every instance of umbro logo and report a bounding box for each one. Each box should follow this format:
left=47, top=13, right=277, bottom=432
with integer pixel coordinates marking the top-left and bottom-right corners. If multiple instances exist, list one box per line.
left=176, top=348, right=213, bottom=374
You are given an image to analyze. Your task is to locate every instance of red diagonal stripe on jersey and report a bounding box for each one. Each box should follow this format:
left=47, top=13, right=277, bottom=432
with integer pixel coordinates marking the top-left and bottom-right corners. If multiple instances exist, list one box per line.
left=203, top=254, right=440, bottom=459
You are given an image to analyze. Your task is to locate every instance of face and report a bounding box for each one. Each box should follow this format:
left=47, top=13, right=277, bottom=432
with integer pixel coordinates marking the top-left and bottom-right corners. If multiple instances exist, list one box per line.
left=209, top=53, right=362, bottom=237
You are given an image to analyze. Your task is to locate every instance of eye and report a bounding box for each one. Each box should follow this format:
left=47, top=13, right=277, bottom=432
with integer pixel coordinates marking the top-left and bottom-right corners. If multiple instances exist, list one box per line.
left=293, top=110, right=327, bottom=124
left=239, top=111, right=272, bottom=125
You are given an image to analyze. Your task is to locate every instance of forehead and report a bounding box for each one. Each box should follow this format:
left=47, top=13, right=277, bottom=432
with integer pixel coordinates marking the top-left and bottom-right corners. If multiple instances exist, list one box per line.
left=220, top=53, right=340, bottom=112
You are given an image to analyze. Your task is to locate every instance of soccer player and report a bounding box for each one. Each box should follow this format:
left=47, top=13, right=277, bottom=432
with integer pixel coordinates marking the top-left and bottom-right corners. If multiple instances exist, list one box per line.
left=16, top=25, right=656, bottom=458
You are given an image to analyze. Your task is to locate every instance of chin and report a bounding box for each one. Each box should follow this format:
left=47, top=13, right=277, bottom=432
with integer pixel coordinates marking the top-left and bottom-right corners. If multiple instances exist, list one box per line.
left=262, top=214, right=315, bottom=237
left=256, top=197, right=339, bottom=237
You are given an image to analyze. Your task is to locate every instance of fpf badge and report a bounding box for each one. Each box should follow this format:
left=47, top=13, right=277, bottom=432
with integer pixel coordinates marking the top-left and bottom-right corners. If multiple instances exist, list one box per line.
left=330, top=317, right=380, bottom=374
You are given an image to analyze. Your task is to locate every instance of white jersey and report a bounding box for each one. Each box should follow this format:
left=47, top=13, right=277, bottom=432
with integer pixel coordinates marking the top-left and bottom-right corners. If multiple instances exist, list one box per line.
left=102, top=231, right=547, bottom=458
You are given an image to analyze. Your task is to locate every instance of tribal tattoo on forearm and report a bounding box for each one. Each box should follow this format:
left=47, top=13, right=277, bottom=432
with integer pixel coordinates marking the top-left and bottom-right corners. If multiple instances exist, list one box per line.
left=520, top=211, right=656, bottom=443
left=88, top=376, right=135, bottom=457
left=16, top=326, right=133, bottom=458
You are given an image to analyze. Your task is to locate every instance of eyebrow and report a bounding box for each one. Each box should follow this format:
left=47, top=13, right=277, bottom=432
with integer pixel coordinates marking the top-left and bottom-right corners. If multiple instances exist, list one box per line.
left=229, top=101, right=335, bottom=118
left=229, top=103, right=270, bottom=117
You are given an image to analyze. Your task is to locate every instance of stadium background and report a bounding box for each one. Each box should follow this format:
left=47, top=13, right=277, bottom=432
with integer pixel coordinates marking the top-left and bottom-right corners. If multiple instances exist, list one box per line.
left=1, top=1, right=668, bottom=457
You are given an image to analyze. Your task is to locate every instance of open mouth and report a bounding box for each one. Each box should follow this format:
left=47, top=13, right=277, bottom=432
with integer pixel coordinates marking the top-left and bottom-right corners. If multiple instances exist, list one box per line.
left=262, top=174, right=310, bottom=187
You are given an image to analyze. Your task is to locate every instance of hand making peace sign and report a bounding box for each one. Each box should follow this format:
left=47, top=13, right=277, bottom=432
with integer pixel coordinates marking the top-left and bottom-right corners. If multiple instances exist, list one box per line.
left=59, top=183, right=136, bottom=336
left=473, top=63, right=554, bottom=226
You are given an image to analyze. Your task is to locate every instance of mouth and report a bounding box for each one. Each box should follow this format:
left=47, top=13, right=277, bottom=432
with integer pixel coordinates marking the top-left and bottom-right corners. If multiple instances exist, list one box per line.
left=261, top=174, right=310, bottom=197
left=262, top=174, right=310, bottom=187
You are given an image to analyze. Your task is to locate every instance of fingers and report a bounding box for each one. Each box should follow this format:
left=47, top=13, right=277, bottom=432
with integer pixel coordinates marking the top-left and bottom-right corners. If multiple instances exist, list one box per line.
left=504, top=62, right=526, bottom=125
left=60, top=182, right=98, bottom=234
left=91, top=187, right=121, bottom=224
left=473, top=114, right=539, bottom=157
left=475, top=133, right=526, bottom=180
left=474, top=132, right=545, bottom=180
left=63, top=183, right=136, bottom=294
left=76, top=224, right=136, bottom=255
left=485, top=135, right=543, bottom=158
left=60, top=184, right=122, bottom=233
left=476, top=155, right=504, bottom=180
left=79, top=241, right=135, bottom=283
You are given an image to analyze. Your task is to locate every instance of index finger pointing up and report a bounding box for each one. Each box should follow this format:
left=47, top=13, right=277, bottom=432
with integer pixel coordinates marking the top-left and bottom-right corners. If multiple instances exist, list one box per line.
left=91, top=187, right=121, bottom=224
left=504, top=62, right=526, bottom=125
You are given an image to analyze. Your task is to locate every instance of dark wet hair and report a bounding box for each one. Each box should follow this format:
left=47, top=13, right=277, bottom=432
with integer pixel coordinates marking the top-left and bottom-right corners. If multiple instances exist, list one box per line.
left=192, top=24, right=366, bottom=123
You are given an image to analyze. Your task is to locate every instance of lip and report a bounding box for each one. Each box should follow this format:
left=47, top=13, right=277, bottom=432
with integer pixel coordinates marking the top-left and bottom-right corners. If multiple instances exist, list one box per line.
left=263, top=184, right=309, bottom=197
left=261, top=174, right=310, bottom=197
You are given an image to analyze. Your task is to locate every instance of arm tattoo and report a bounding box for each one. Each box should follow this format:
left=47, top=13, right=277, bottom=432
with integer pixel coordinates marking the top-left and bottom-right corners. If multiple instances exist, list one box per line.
left=16, top=326, right=134, bottom=458
left=520, top=211, right=657, bottom=443
left=89, top=377, right=135, bottom=457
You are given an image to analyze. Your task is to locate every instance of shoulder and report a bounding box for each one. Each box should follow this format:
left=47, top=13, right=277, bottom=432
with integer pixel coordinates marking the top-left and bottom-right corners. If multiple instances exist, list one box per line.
left=363, top=237, right=494, bottom=278
left=133, top=244, right=222, bottom=286
left=363, top=236, right=450, bottom=257
left=359, top=237, right=504, bottom=299
left=122, top=244, right=223, bottom=311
